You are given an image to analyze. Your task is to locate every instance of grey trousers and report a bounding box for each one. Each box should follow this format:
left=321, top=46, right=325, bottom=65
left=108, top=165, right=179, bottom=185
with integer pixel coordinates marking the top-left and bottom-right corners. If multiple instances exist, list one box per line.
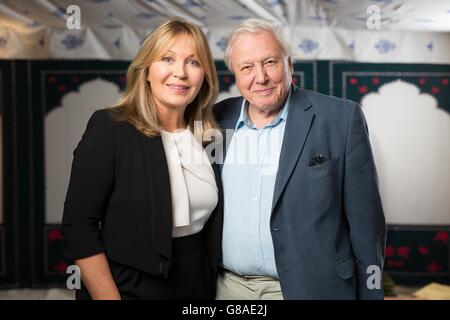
left=216, top=270, right=283, bottom=300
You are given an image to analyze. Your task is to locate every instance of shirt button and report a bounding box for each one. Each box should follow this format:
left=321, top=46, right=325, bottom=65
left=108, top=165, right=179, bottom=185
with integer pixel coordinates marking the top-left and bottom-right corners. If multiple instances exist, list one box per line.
left=252, top=197, right=258, bottom=202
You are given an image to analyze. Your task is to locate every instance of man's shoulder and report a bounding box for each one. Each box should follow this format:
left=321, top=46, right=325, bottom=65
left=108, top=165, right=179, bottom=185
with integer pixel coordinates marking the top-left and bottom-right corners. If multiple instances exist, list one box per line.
left=213, top=96, right=243, bottom=120
left=296, top=88, right=357, bottom=111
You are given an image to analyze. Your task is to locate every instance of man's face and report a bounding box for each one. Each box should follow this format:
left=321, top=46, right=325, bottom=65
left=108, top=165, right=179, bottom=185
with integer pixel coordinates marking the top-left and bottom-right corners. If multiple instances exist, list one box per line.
left=230, top=30, right=292, bottom=112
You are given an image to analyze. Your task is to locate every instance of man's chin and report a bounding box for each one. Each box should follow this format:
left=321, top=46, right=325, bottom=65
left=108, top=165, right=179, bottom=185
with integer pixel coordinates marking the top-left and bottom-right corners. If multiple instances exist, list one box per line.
left=250, top=103, right=282, bottom=114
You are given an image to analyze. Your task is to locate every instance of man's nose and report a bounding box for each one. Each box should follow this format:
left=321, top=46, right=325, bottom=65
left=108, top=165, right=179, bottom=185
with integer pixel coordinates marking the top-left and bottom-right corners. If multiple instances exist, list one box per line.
left=255, top=64, right=268, bottom=84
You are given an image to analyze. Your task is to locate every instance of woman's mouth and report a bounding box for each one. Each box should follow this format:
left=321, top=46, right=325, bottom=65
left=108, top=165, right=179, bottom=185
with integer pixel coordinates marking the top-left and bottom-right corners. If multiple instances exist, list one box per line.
left=167, top=84, right=190, bottom=93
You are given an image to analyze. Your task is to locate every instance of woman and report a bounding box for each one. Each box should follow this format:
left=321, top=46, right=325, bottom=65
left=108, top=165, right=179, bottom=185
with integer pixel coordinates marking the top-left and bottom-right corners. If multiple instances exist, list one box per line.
left=62, top=17, right=222, bottom=300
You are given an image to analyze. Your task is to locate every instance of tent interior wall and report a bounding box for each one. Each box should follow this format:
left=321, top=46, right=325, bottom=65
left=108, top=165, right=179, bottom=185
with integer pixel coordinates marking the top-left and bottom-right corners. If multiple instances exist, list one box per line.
left=0, top=0, right=449, bottom=297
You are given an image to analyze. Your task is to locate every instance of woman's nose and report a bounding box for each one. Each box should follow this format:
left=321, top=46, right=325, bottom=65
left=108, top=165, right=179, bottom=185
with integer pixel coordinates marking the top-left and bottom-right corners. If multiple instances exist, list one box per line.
left=173, top=61, right=187, bottom=79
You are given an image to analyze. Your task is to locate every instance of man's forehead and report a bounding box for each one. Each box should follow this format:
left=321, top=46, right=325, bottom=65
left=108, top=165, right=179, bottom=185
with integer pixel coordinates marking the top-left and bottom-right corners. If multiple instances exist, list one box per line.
left=232, top=31, right=283, bottom=55
left=232, top=49, right=284, bottom=65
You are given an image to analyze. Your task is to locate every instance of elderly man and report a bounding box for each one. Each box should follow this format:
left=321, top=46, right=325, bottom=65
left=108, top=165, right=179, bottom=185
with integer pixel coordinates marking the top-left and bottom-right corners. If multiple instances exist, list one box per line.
left=213, top=18, right=386, bottom=300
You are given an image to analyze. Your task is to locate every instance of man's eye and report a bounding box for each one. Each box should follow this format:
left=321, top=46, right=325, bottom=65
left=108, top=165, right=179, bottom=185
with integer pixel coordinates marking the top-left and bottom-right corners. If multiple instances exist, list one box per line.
left=241, top=66, right=252, bottom=71
left=265, top=60, right=276, bottom=65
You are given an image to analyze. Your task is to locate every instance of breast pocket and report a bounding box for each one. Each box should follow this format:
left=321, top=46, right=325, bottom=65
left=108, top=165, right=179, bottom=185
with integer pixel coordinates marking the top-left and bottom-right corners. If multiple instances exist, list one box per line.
left=306, top=158, right=339, bottom=177
left=304, top=158, right=340, bottom=214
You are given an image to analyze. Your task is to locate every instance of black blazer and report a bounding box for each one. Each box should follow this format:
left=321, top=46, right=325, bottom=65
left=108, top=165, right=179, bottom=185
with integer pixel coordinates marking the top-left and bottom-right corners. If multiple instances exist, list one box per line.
left=61, top=108, right=223, bottom=287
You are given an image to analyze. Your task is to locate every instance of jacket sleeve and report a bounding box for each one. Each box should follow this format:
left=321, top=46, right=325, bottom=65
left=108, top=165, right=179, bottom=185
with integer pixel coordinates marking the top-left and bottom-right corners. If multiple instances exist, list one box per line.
left=61, top=109, right=115, bottom=261
left=343, top=103, right=387, bottom=300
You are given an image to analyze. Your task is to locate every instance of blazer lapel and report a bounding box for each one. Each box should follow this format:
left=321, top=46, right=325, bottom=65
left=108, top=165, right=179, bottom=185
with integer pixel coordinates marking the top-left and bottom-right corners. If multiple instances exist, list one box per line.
left=140, top=134, right=172, bottom=260
left=272, top=88, right=314, bottom=211
left=216, top=98, right=242, bottom=171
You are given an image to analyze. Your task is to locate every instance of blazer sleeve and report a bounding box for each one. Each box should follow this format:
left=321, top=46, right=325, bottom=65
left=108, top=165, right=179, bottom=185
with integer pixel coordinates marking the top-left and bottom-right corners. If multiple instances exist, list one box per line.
left=343, top=103, right=387, bottom=300
left=61, top=109, right=115, bottom=261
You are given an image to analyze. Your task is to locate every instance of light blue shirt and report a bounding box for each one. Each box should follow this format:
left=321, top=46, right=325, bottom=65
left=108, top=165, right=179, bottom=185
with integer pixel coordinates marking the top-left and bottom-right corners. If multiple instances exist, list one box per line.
left=221, top=92, right=290, bottom=278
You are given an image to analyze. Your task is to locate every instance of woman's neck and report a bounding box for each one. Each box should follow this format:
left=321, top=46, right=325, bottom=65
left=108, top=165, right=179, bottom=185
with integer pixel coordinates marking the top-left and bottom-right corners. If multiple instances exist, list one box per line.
left=157, top=106, right=187, bottom=132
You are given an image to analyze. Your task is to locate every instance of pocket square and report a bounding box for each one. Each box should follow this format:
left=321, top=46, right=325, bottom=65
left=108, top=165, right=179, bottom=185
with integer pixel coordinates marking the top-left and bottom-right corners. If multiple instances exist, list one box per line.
left=309, top=154, right=326, bottom=167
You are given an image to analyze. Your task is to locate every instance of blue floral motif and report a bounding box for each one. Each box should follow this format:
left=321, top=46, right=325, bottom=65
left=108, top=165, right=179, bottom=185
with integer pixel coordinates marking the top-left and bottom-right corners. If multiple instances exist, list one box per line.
left=265, top=0, right=284, bottom=6
left=84, top=0, right=110, bottom=3
left=181, top=0, right=205, bottom=8
left=61, top=35, right=84, bottom=50
left=415, top=18, right=434, bottom=23
left=216, top=37, right=227, bottom=52
left=370, top=0, right=392, bottom=4
left=374, top=39, right=396, bottom=53
left=26, top=20, right=42, bottom=28
left=348, top=41, right=355, bottom=50
left=308, top=15, right=326, bottom=22
left=0, top=37, right=7, bottom=48
left=228, top=15, right=250, bottom=20
left=113, top=38, right=121, bottom=49
left=135, top=12, right=157, bottom=19
left=427, top=41, right=433, bottom=51
left=298, top=39, right=319, bottom=53
left=52, top=8, right=65, bottom=18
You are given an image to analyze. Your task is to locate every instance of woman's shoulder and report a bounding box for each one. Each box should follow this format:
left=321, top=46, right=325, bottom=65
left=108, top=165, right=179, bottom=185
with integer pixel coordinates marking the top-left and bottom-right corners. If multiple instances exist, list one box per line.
left=88, top=107, right=126, bottom=127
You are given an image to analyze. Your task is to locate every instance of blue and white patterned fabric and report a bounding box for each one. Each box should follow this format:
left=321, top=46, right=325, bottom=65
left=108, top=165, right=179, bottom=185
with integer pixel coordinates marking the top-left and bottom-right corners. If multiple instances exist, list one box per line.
left=0, top=0, right=449, bottom=63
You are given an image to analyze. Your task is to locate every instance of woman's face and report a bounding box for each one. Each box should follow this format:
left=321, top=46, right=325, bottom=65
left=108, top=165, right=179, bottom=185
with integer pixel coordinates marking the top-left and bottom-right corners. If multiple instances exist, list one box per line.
left=147, top=34, right=205, bottom=114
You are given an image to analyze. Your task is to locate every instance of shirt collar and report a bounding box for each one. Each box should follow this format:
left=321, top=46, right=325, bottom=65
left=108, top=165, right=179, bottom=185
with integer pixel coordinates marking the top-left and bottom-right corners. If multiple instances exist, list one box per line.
left=235, top=88, right=291, bottom=130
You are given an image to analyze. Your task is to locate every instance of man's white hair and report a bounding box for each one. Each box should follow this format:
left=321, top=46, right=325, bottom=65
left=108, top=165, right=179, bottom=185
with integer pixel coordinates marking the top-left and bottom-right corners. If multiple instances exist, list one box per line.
left=224, top=18, right=292, bottom=72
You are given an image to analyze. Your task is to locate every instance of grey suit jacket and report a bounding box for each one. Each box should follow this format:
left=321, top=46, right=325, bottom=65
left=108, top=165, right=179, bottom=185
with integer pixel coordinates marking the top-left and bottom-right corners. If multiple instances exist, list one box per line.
left=214, top=86, right=386, bottom=299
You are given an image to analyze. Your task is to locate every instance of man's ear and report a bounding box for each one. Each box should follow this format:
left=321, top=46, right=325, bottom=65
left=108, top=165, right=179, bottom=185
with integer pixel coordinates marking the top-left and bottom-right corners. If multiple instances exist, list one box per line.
left=288, top=56, right=293, bottom=73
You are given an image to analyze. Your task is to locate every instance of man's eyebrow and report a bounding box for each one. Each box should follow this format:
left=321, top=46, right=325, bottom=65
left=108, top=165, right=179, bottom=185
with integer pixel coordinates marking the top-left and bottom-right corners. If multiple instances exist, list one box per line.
left=237, top=61, right=252, bottom=67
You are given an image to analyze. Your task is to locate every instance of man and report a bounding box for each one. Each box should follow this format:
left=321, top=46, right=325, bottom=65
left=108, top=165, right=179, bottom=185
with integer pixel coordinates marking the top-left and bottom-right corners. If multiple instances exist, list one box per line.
left=213, top=18, right=386, bottom=300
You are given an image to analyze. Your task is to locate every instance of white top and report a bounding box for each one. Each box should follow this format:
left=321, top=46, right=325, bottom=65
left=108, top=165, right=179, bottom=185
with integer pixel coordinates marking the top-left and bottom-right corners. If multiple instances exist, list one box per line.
left=160, top=129, right=218, bottom=238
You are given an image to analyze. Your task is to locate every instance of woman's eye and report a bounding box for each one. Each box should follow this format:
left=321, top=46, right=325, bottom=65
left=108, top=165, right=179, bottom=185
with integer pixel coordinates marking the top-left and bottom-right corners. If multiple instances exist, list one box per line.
left=187, top=59, right=200, bottom=66
left=162, top=57, right=173, bottom=63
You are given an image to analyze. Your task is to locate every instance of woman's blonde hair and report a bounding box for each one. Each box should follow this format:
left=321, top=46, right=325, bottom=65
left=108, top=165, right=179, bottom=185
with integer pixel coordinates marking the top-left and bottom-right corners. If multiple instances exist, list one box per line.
left=112, top=17, right=219, bottom=142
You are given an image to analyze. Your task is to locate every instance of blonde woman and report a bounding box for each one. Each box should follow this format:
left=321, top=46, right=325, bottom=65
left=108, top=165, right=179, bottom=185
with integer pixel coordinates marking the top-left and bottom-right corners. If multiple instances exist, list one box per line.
left=62, top=18, right=222, bottom=300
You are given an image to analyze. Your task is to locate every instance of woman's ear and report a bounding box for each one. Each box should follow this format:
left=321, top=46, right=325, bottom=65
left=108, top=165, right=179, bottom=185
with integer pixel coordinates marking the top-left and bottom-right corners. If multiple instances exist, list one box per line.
left=146, top=66, right=152, bottom=82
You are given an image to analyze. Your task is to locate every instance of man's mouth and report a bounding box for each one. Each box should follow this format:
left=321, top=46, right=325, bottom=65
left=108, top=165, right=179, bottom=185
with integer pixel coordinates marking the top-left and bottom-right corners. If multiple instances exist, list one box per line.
left=254, top=88, right=274, bottom=95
